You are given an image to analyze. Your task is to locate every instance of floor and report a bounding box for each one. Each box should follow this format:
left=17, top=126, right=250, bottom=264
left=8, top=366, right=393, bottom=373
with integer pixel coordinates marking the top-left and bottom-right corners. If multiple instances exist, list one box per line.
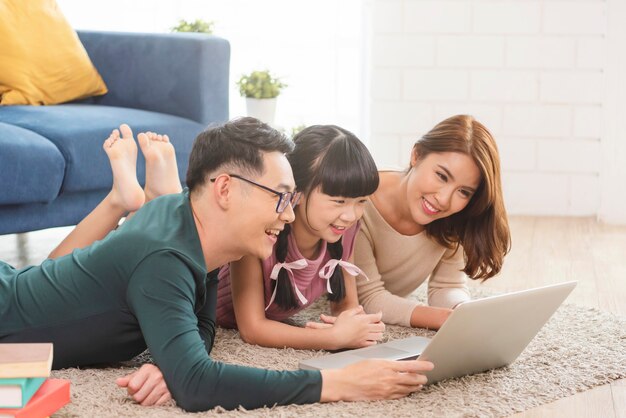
left=1, top=216, right=625, bottom=417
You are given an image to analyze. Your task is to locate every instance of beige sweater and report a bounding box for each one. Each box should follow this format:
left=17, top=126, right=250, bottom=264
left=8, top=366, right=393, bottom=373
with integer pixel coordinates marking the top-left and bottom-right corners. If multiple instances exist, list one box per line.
left=354, top=199, right=471, bottom=326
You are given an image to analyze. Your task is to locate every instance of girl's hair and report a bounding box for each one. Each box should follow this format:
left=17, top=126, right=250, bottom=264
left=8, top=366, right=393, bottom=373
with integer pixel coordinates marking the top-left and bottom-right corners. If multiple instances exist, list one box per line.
left=272, top=125, right=379, bottom=310
left=412, top=115, right=511, bottom=281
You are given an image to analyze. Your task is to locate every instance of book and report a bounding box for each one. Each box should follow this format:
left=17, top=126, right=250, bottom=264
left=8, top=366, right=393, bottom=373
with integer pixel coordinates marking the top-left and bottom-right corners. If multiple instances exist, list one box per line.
left=0, top=344, right=53, bottom=379
left=0, top=378, right=45, bottom=409
left=0, top=379, right=70, bottom=418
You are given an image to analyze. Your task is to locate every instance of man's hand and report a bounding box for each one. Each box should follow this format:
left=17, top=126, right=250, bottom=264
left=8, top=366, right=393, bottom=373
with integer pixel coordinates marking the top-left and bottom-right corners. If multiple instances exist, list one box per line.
left=116, top=364, right=172, bottom=406
left=320, top=359, right=434, bottom=402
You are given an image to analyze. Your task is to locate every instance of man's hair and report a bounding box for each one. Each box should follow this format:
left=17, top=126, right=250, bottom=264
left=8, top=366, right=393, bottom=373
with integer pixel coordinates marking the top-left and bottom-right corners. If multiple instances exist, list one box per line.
left=186, top=117, right=294, bottom=191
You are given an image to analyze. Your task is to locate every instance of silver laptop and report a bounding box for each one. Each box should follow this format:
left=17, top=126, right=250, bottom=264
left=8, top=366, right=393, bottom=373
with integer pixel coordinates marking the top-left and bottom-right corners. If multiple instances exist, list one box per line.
left=299, top=281, right=577, bottom=384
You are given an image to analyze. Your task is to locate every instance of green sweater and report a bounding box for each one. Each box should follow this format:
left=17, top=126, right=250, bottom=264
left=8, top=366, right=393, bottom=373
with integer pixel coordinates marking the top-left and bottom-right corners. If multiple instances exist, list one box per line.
left=0, top=191, right=322, bottom=411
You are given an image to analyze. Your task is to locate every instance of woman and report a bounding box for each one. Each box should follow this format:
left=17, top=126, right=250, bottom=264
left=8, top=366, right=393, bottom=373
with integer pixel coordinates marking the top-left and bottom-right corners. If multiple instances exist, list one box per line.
left=353, top=115, right=511, bottom=329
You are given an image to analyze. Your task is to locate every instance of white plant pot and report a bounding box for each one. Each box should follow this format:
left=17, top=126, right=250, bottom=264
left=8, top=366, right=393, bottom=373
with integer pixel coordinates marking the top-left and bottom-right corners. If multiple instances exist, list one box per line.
left=246, top=98, right=277, bottom=126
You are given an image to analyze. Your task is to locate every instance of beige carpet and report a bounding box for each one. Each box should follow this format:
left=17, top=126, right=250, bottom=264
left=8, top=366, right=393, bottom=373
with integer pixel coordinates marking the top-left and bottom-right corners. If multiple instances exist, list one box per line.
left=52, top=289, right=626, bottom=418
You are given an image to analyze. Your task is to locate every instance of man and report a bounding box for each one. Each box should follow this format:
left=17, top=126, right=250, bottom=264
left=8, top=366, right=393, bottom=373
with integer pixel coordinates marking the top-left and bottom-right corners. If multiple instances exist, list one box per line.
left=0, top=118, right=433, bottom=411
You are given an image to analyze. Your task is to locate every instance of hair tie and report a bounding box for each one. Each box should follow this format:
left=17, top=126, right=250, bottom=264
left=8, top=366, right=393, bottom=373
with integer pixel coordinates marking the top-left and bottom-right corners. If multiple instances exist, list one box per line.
left=318, top=259, right=369, bottom=294
left=266, top=259, right=308, bottom=310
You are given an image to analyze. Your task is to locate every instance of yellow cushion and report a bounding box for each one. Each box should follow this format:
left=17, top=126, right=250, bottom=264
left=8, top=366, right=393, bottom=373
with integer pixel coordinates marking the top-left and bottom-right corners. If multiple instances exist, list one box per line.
left=0, top=0, right=108, bottom=105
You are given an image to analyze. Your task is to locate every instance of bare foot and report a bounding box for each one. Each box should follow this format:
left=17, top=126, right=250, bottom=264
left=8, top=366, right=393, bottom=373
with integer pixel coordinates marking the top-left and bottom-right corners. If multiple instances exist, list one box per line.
left=138, top=131, right=182, bottom=202
left=102, top=124, right=145, bottom=212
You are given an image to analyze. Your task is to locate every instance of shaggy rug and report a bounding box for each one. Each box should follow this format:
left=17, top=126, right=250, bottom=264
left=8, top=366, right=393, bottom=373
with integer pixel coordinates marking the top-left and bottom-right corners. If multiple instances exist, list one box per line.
left=51, top=289, right=626, bottom=418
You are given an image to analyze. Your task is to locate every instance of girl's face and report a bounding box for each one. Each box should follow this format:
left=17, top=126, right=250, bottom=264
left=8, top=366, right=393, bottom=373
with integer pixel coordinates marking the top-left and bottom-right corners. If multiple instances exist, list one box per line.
left=295, top=187, right=368, bottom=243
left=407, top=151, right=481, bottom=226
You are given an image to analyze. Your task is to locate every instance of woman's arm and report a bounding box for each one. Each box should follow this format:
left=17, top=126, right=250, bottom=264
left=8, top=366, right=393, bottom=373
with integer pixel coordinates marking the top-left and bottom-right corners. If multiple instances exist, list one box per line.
left=427, top=246, right=471, bottom=308
left=409, top=305, right=452, bottom=330
left=354, top=228, right=419, bottom=326
left=411, top=247, right=470, bottom=330
left=230, top=255, right=382, bottom=350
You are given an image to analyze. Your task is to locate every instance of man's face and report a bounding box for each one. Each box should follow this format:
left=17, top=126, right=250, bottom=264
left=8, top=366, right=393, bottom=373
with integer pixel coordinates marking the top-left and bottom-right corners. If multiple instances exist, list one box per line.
left=233, top=151, right=296, bottom=260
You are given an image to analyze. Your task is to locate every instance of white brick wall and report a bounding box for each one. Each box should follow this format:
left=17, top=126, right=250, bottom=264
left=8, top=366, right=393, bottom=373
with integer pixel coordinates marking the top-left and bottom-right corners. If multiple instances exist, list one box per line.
left=367, top=0, right=610, bottom=218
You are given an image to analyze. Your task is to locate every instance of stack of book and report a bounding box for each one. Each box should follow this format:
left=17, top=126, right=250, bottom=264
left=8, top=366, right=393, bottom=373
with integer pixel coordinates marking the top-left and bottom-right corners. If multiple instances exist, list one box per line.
left=0, top=343, right=70, bottom=418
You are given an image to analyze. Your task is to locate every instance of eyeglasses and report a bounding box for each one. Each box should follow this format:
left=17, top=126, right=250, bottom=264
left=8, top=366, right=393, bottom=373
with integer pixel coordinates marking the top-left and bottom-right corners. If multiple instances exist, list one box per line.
left=210, top=174, right=301, bottom=213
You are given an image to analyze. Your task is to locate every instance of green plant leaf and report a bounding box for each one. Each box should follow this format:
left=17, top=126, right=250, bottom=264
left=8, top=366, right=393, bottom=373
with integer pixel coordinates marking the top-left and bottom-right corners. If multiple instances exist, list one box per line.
left=171, top=19, right=214, bottom=34
left=236, top=70, right=286, bottom=99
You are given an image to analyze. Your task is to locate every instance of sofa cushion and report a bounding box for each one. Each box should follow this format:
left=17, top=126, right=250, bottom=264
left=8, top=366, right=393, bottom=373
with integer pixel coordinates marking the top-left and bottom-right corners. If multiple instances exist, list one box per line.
left=0, top=0, right=108, bottom=105
left=0, top=122, right=65, bottom=205
left=0, top=105, right=205, bottom=193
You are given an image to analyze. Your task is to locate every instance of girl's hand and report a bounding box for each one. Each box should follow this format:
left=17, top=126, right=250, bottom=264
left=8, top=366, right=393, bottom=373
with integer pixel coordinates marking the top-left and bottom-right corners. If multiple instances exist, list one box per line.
left=305, top=305, right=385, bottom=349
left=304, top=312, right=337, bottom=329
left=320, top=359, right=434, bottom=402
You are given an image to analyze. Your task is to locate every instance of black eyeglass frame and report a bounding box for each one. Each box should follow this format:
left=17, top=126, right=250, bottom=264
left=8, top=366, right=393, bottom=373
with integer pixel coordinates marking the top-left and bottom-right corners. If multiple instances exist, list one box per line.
left=210, top=173, right=301, bottom=213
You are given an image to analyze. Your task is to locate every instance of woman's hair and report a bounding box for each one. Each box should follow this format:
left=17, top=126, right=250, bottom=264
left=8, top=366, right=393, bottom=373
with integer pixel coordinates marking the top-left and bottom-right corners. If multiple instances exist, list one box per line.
left=412, top=115, right=511, bottom=281
left=272, top=125, right=379, bottom=310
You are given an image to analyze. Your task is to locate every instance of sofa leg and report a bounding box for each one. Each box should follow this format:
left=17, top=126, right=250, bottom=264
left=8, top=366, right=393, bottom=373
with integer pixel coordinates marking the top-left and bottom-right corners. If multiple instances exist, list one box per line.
left=16, top=233, right=29, bottom=267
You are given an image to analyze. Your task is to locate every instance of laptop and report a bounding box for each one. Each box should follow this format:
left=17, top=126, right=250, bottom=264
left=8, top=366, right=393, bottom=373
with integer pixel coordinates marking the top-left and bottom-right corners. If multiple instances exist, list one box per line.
left=299, top=281, right=577, bottom=384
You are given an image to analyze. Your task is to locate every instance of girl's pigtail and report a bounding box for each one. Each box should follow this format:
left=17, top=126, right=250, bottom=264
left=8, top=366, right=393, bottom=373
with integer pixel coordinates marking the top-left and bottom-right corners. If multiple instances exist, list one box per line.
left=326, top=239, right=346, bottom=302
left=272, top=224, right=300, bottom=309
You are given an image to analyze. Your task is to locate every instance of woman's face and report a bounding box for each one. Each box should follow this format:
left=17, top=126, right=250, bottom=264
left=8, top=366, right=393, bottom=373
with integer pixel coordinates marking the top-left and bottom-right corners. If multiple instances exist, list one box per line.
left=295, top=187, right=368, bottom=243
left=406, top=151, right=481, bottom=226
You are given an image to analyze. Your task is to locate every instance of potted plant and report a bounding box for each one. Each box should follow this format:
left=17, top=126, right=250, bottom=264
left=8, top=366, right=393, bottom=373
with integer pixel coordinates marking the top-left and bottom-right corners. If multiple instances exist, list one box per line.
left=236, top=70, right=286, bottom=125
left=170, top=19, right=215, bottom=34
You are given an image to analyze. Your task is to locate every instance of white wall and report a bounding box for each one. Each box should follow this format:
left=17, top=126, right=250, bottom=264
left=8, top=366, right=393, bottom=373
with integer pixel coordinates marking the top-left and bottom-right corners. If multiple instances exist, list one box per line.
left=57, top=0, right=626, bottom=222
left=367, top=0, right=626, bottom=221
left=57, top=0, right=364, bottom=136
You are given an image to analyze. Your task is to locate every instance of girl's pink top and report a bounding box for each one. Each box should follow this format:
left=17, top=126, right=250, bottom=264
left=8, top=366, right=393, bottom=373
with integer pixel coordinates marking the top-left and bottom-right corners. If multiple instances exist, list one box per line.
left=216, top=223, right=361, bottom=328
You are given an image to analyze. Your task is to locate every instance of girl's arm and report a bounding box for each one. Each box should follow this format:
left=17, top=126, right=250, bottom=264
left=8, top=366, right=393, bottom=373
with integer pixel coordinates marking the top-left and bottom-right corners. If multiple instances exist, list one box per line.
left=230, top=255, right=383, bottom=350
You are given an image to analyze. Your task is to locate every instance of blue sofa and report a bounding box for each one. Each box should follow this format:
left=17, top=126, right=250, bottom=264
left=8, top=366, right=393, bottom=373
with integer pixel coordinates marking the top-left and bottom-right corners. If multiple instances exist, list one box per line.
left=0, top=31, right=230, bottom=235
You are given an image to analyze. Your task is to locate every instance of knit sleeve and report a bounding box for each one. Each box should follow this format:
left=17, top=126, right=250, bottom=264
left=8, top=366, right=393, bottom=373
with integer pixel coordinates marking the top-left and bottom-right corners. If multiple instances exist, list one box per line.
left=353, top=221, right=418, bottom=327
left=126, top=252, right=322, bottom=412
left=427, top=245, right=471, bottom=308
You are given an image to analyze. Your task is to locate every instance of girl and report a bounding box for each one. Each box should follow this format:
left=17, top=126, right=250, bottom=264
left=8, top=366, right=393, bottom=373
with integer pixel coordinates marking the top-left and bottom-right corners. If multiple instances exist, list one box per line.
left=216, top=125, right=385, bottom=350
left=353, top=115, right=511, bottom=330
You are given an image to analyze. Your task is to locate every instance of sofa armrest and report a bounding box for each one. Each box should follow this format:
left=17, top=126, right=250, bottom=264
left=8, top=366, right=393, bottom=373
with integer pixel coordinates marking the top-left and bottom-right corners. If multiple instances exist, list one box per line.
left=77, top=31, right=230, bottom=125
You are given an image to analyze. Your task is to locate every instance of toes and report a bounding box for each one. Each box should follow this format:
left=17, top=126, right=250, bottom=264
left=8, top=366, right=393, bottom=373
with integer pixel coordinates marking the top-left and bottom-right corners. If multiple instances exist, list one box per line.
left=119, top=124, right=133, bottom=140
left=163, top=135, right=170, bottom=143
left=137, top=133, right=150, bottom=149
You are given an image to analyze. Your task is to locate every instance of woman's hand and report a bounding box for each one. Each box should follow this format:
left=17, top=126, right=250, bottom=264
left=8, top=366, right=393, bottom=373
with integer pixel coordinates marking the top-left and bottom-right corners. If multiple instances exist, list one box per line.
left=306, top=305, right=385, bottom=349
left=410, top=305, right=452, bottom=330
left=320, top=359, right=434, bottom=402
left=116, top=364, right=172, bottom=406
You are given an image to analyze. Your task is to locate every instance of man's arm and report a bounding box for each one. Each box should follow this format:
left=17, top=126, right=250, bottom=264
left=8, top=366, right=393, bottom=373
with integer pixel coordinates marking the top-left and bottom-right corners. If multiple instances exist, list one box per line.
left=127, top=252, right=322, bottom=412
left=196, top=269, right=218, bottom=354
